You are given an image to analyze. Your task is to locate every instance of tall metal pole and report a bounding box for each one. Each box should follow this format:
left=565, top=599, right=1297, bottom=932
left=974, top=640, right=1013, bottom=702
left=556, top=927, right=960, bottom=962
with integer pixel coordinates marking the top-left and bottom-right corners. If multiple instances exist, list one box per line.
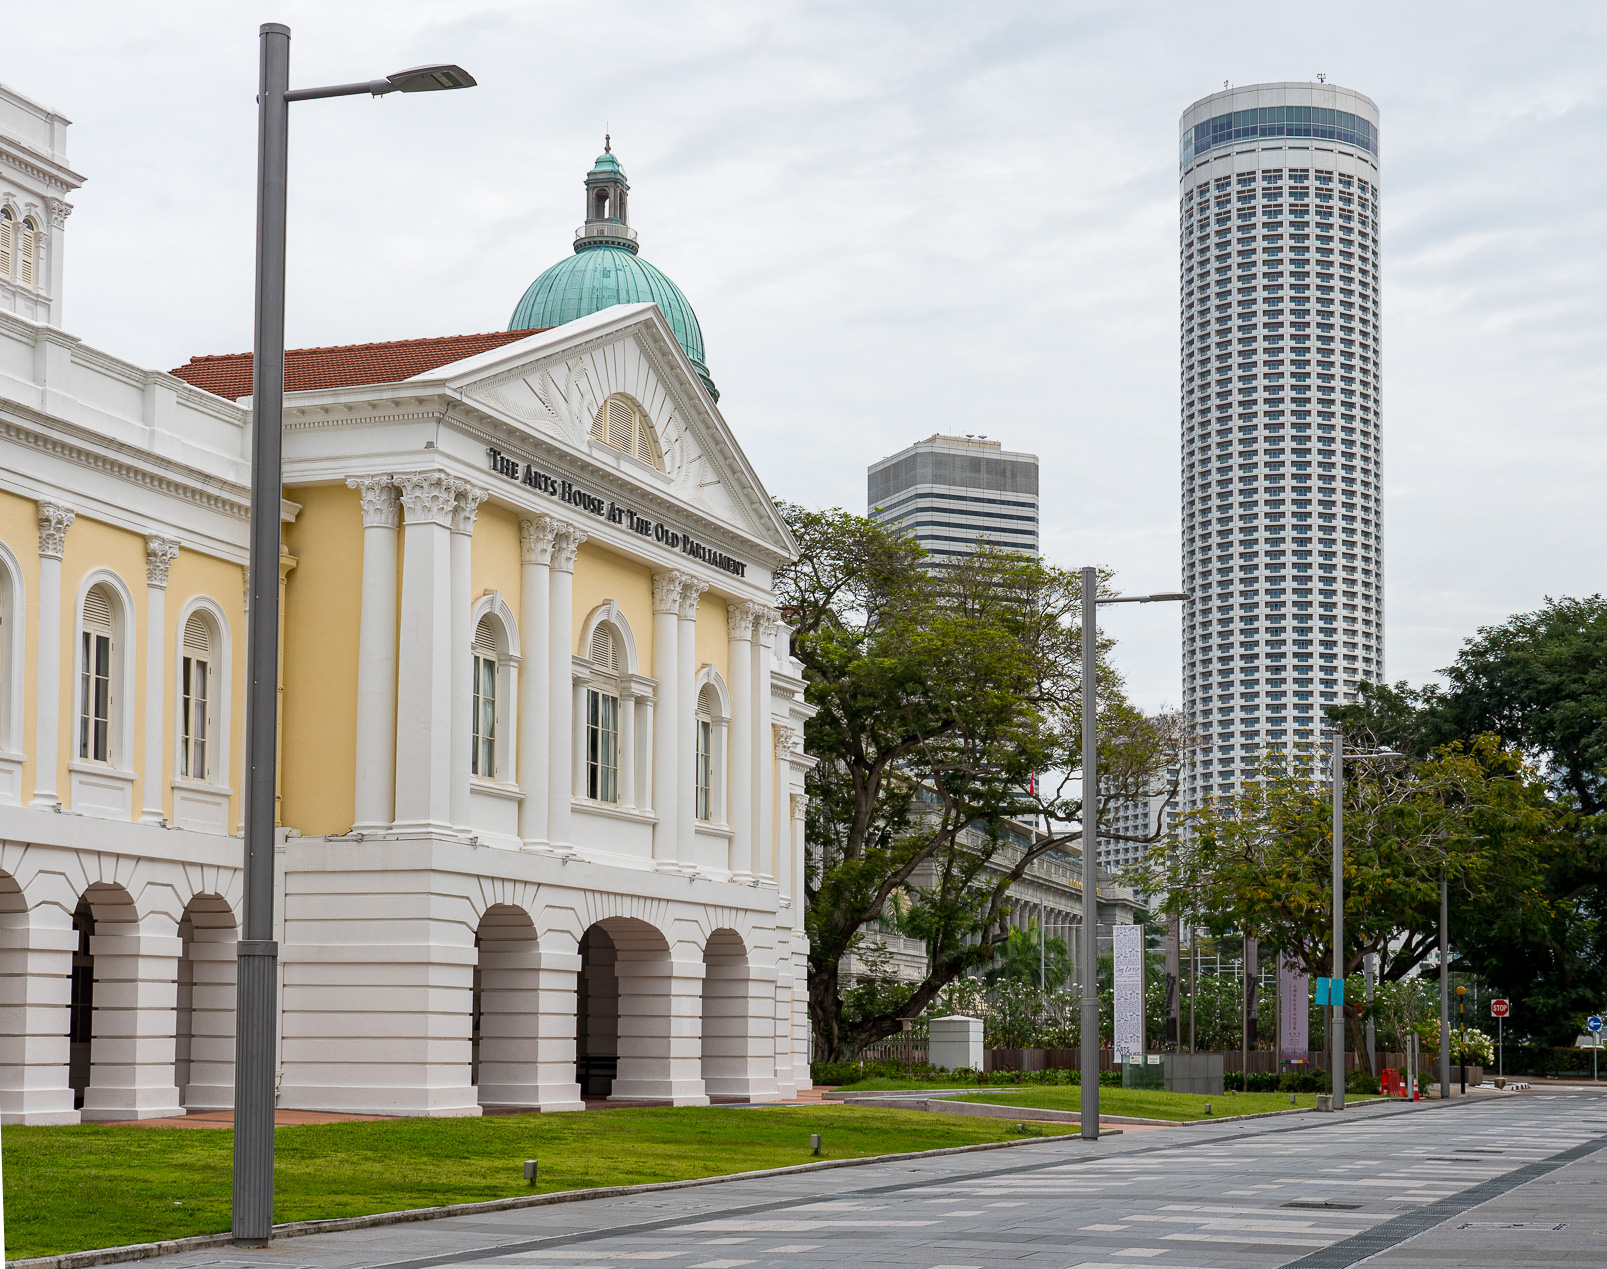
left=1331, top=728, right=1344, bottom=1109
left=1439, top=874, right=1450, bottom=1099
left=234, top=21, right=290, bottom=1247
left=1080, top=566, right=1100, bottom=1140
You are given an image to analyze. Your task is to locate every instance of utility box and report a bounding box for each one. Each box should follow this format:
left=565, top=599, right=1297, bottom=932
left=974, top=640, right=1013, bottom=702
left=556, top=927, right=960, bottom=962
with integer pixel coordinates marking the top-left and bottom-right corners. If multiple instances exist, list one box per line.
left=1163, top=1053, right=1224, bottom=1095
left=928, top=1015, right=985, bottom=1072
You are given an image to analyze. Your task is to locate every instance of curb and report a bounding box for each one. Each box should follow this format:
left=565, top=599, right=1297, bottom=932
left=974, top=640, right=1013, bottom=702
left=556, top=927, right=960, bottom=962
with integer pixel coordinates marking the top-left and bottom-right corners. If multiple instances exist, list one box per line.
left=6, top=1128, right=1085, bottom=1269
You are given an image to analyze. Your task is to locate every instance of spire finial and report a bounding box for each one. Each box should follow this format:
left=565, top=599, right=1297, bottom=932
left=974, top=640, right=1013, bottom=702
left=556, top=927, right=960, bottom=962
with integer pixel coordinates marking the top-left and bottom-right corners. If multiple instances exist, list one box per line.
left=604, top=131, right=611, bottom=154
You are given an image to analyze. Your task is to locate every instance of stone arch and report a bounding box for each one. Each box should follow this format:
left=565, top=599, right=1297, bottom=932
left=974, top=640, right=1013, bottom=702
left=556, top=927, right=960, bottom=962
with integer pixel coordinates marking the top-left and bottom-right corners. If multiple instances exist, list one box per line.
left=175, top=893, right=236, bottom=1110
left=577, top=600, right=639, bottom=673
left=473, top=902, right=543, bottom=1108
left=701, top=927, right=768, bottom=1100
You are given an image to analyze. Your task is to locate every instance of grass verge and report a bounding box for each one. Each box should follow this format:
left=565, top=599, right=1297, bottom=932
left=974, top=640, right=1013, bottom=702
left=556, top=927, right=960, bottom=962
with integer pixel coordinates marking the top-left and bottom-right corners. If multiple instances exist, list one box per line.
left=2, top=1104, right=1073, bottom=1258
left=947, top=1086, right=1378, bottom=1120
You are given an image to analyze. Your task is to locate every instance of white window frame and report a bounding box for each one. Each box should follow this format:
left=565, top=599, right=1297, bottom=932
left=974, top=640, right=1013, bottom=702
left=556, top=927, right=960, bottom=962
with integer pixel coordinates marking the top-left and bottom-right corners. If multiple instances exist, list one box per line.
left=692, top=666, right=730, bottom=827
left=587, top=393, right=664, bottom=471
left=573, top=601, right=650, bottom=813
left=73, top=573, right=136, bottom=771
left=172, top=598, right=232, bottom=790
left=467, top=592, right=520, bottom=790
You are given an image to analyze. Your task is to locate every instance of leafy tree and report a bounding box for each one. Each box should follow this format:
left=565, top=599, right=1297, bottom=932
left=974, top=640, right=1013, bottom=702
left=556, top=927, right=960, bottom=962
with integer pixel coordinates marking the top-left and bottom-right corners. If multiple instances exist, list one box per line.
left=983, top=921, right=1071, bottom=990
left=778, top=504, right=1179, bottom=1060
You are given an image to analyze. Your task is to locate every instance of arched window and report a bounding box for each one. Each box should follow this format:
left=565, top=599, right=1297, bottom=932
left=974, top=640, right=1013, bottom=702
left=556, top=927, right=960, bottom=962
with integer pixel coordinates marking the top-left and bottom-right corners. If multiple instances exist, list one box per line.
left=471, top=617, right=497, bottom=778
left=585, top=625, right=620, bottom=802
left=180, top=613, right=212, bottom=780
left=0, top=209, right=13, bottom=280
left=79, top=585, right=115, bottom=764
left=693, top=673, right=728, bottom=825
left=588, top=395, right=662, bottom=469
left=695, top=693, right=713, bottom=822
left=18, top=217, right=38, bottom=290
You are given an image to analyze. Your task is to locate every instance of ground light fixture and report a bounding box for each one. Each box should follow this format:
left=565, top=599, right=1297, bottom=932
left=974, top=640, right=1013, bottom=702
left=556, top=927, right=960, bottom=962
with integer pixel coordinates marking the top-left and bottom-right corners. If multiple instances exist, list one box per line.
left=524, top=1159, right=540, bottom=1183
left=232, top=24, right=475, bottom=1248
left=1079, top=572, right=1190, bottom=1141
left=811, top=1133, right=822, bottom=1156
left=1328, top=736, right=1401, bottom=1110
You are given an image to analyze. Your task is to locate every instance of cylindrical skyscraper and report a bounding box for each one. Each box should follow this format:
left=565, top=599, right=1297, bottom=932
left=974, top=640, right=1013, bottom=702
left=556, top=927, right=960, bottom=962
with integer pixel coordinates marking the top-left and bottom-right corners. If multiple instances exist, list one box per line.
left=1177, top=83, right=1382, bottom=807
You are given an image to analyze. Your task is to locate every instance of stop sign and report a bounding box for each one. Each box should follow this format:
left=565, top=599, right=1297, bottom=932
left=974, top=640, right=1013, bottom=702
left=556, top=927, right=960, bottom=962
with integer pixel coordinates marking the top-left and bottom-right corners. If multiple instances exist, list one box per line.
left=1491, top=998, right=1511, bottom=1017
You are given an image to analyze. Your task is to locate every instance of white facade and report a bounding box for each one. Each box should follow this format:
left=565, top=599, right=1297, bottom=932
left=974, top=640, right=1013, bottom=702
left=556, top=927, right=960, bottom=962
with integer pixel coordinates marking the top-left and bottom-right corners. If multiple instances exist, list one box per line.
left=0, top=81, right=817, bottom=1124
left=867, top=434, right=1039, bottom=561
left=1178, top=83, right=1384, bottom=808
left=0, top=84, right=79, bottom=327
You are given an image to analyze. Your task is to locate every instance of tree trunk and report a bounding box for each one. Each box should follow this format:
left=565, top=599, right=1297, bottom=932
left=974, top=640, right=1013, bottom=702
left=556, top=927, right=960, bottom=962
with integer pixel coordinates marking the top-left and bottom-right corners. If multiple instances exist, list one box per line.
left=1165, top=915, right=1180, bottom=1047
left=1243, top=934, right=1259, bottom=1051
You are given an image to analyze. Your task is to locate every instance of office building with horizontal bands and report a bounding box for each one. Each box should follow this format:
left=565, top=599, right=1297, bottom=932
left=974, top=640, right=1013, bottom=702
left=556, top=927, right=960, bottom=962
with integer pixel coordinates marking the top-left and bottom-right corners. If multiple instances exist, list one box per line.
left=867, top=434, right=1039, bottom=562
left=1177, top=82, right=1383, bottom=810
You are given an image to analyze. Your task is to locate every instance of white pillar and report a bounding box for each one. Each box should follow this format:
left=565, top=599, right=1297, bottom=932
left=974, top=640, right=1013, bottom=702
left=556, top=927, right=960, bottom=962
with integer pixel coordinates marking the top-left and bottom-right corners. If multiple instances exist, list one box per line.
left=140, top=537, right=179, bottom=823
left=547, top=525, right=586, bottom=850
left=517, top=517, right=556, bottom=848
left=726, top=604, right=756, bottom=881
left=80, top=915, right=184, bottom=1122
left=790, top=789, right=807, bottom=912
left=0, top=902, right=79, bottom=1124
left=392, top=473, right=458, bottom=833
left=31, top=503, right=73, bottom=808
left=754, top=609, right=779, bottom=885
left=677, top=578, right=708, bottom=871
left=636, top=696, right=654, bottom=812
left=449, top=485, right=487, bottom=836
left=618, top=683, right=637, bottom=808
left=348, top=476, right=400, bottom=832
left=650, top=572, right=685, bottom=871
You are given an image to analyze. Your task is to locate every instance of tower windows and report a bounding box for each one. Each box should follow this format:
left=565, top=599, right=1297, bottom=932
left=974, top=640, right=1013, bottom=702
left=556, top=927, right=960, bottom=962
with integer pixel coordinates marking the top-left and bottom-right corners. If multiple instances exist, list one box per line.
left=0, top=210, right=41, bottom=290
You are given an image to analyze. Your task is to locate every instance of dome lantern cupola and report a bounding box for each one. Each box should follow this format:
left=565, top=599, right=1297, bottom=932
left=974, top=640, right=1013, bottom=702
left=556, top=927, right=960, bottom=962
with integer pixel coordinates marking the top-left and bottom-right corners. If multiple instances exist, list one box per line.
left=510, top=142, right=718, bottom=400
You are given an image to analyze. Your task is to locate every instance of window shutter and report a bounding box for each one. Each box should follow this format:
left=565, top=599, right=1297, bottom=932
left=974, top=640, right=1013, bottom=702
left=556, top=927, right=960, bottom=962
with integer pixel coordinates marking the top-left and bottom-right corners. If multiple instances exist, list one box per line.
left=83, top=588, right=112, bottom=634
left=0, top=211, right=11, bottom=278
left=183, top=613, right=211, bottom=656
left=18, top=220, right=36, bottom=289
left=474, top=617, right=497, bottom=658
left=589, top=404, right=608, bottom=442
left=589, top=625, right=616, bottom=671
left=635, top=418, right=657, bottom=465
left=605, top=398, right=633, bottom=450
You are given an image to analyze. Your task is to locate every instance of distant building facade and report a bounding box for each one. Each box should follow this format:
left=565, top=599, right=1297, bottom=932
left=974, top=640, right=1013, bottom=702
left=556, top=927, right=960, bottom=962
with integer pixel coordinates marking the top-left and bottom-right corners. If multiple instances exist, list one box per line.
left=868, top=435, right=1039, bottom=562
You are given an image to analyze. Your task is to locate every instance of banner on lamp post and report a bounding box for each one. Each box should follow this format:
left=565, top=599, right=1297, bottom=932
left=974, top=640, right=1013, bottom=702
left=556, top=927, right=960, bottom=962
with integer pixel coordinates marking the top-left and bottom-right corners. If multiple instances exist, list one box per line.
left=1279, top=956, right=1309, bottom=1061
left=1112, top=923, right=1145, bottom=1059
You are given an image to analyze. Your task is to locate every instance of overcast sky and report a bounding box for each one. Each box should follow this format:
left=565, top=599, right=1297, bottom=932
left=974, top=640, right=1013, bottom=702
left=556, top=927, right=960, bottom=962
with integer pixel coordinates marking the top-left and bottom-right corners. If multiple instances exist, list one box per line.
left=11, top=0, right=1606, bottom=712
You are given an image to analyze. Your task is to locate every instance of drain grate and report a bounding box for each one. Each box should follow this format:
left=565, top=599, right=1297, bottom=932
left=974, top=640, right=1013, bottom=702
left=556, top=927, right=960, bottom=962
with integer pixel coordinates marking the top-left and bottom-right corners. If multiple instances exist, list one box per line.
left=1283, top=1200, right=1364, bottom=1211
left=1459, top=1221, right=1565, bottom=1230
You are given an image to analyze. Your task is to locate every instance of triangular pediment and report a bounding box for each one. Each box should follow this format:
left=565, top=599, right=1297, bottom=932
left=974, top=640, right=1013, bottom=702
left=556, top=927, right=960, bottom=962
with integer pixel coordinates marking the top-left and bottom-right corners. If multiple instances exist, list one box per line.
left=411, top=305, right=792, bottom=559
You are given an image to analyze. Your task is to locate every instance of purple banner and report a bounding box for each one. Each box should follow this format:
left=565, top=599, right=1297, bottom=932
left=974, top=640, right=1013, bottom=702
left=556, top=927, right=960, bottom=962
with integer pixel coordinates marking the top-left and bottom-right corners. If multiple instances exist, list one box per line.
left=1279, top=954, right=1309, bottom=1061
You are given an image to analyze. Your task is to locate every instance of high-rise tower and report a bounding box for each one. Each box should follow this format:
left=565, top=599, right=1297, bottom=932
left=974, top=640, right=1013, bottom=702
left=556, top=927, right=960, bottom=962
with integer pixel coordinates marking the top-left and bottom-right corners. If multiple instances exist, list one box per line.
left=869, top=434, right=1040, bottom=564
left=1177, top=84, right=1383, bottom=807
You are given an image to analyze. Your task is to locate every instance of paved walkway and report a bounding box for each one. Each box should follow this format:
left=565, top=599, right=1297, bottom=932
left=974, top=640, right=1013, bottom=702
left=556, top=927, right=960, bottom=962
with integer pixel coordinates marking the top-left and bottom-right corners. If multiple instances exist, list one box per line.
left=100, top=1090, right=1607, bottom=1269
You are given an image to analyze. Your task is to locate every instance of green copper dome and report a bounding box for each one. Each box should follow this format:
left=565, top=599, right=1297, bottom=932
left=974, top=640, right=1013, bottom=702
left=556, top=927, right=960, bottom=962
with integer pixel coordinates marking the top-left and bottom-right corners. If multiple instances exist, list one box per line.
left=509, top=144, right=717, bottom=400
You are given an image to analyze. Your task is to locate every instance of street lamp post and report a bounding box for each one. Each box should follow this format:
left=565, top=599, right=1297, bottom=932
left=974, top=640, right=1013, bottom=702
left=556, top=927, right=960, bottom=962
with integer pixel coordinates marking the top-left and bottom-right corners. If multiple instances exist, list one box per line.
left=233, top=25, right=474, bottom=1247
left=1078, top=568, right=1187, bottom=1141
left=1328, top=732, right=1398, bottom=1111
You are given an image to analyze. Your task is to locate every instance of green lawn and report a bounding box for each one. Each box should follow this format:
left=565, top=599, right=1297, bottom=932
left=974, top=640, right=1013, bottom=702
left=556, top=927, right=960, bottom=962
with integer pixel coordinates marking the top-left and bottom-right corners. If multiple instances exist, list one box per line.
left=1, top=1104, right=1074, bottom=1258
left=948, top=1086, right=1374, bottom=1120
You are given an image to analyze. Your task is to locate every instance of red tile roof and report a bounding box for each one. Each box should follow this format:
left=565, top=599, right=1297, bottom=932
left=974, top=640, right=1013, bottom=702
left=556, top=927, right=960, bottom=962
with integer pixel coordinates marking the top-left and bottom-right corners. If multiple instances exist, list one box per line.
left=169, top=329, right=549, bottom=401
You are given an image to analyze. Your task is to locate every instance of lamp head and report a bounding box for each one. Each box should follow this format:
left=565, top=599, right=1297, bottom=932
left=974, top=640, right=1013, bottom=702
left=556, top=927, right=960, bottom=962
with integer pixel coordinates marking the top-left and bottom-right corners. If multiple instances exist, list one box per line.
left=1456, top=985, right=1467, bottom=996
left=384, top=64, right=476, bottom=92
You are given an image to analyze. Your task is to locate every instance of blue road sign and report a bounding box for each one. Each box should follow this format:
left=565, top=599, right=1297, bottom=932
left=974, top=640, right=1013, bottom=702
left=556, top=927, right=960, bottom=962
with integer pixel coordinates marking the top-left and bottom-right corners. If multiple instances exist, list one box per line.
left=1588, top=1016, right=1603, bottom=1033
left=1315, top=977, right=1346, bottom=1008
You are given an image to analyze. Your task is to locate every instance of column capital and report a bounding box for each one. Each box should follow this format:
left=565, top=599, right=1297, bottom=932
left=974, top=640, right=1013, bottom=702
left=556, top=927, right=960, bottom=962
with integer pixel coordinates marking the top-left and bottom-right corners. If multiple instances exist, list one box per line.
left=550, top=522, right=587, bottom=572
left=394, top=472, right=459, bottom=527
left=451, top=482, right=489, bottom=535
left=754, top=607, right=781, bottom=643
left=791, top=791, right=807, bottom=819
left=653, top=569, right=692, bottom=614
left=774, top=723, right=800, bottom=758
left=678, top=576, right=710, bottom=621
left=36, top=502, right=75, bottom=561
left=520, top=514, right=565, bottom=566
left=144, top=536, right=181, bottom=588
left=346, top=475, right=400, bottom=529
left=726, top=602, right=757, bottom=640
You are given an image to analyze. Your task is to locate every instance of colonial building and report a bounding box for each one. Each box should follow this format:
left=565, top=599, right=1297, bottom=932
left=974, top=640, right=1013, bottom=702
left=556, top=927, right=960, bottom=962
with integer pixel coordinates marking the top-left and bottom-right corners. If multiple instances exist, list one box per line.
left=0, top=86, right=814, bottom=1123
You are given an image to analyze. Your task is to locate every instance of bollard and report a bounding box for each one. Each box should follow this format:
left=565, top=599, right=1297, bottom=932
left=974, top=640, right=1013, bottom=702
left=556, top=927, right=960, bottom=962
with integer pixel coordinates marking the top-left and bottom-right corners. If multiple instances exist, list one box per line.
left=523, top=1159, right=538, bottom=1184
left=810, top=1133, right=822, bottom=1156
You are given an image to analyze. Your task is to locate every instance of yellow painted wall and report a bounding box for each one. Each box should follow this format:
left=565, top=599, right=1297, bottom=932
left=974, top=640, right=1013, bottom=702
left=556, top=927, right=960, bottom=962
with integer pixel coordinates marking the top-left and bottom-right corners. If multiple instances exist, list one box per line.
left=280, top=484, right=362, bottom=835
left=470, top=503, right=523, bottom=623
left=163, top=550, right=248, bottom=829
left=695, top=593, right=730, bottom=688
left=0, top=491, right=41, bottom=797
left=572, top=542, right=654, bottom=677
left=58, top=517, right=148, bottom=808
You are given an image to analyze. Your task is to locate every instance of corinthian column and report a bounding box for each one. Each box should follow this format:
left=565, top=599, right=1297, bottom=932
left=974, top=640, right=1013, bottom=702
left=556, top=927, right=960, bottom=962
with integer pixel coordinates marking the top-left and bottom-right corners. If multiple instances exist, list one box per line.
left=392, top=473, right=457, bottom=833
left=650, top=571, right=685, bottom=870
left=347, top=476, right=399, bottom=831
left=753, top=609, right=779, bottom=885
left=546, top=523, right=586, bottom=851
left=450, top=483, right=488, bottom=835
left=31, top=503, right=74, bottom=808
left=141, top=537, right=180, bottom=822
left=517, top=516, right=557, bottom=849
left=725, top=603, right=759, bottom=882
left=677, top=576, right=708, bottom=870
